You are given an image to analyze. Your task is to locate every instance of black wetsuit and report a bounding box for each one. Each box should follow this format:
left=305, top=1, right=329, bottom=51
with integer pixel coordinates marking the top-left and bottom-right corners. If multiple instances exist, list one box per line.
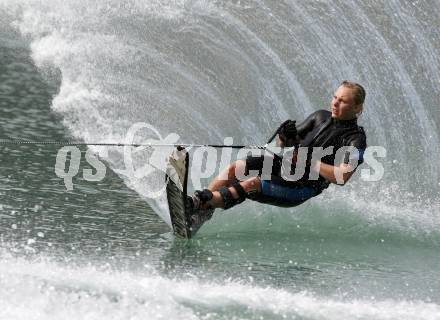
left=246, top=110, right=367, bottom=207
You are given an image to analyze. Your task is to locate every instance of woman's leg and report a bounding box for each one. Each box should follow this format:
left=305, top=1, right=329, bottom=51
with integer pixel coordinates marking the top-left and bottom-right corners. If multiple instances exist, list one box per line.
left=207, top=159, right=247, bottom=191
left=207, top=176, right=261, bottom=208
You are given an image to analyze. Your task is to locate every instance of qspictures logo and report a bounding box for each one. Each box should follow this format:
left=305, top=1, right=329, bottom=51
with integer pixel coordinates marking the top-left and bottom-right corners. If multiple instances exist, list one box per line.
left=54, top=122, right=180, bottom=198
left=54, top=122, right=387, bottom=197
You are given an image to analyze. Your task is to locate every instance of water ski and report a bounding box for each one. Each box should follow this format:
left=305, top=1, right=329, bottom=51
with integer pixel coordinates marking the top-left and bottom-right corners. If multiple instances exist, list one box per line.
left=165, top=147, right=213, bottom=238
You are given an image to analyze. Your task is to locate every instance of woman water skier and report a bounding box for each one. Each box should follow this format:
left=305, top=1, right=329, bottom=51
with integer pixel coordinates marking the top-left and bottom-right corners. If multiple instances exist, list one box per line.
left=188, top=81, right=367, bottom=226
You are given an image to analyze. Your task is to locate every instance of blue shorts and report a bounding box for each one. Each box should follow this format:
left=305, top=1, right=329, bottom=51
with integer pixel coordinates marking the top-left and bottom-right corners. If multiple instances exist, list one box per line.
left=245, top=154, right=319, bottom=207
left=259, top=180, right=317, bottom=207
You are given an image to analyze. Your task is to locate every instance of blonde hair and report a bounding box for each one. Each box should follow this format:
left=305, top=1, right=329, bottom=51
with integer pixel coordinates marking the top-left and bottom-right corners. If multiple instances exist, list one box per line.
left=340, top=80, right=366, bottom=106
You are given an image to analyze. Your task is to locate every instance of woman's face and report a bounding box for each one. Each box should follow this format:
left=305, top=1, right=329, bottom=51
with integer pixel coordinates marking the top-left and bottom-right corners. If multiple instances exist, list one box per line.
left=331, top=86, right=362, bottom=120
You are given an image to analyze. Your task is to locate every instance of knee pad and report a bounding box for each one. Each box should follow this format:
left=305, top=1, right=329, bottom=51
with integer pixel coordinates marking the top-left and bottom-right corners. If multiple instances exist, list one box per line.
left=218, top=181, right=247, bottom=210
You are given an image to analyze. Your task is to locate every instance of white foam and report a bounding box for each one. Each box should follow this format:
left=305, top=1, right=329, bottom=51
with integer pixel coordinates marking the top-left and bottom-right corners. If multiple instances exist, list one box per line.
left=1, top=253, right=439, bottom=320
